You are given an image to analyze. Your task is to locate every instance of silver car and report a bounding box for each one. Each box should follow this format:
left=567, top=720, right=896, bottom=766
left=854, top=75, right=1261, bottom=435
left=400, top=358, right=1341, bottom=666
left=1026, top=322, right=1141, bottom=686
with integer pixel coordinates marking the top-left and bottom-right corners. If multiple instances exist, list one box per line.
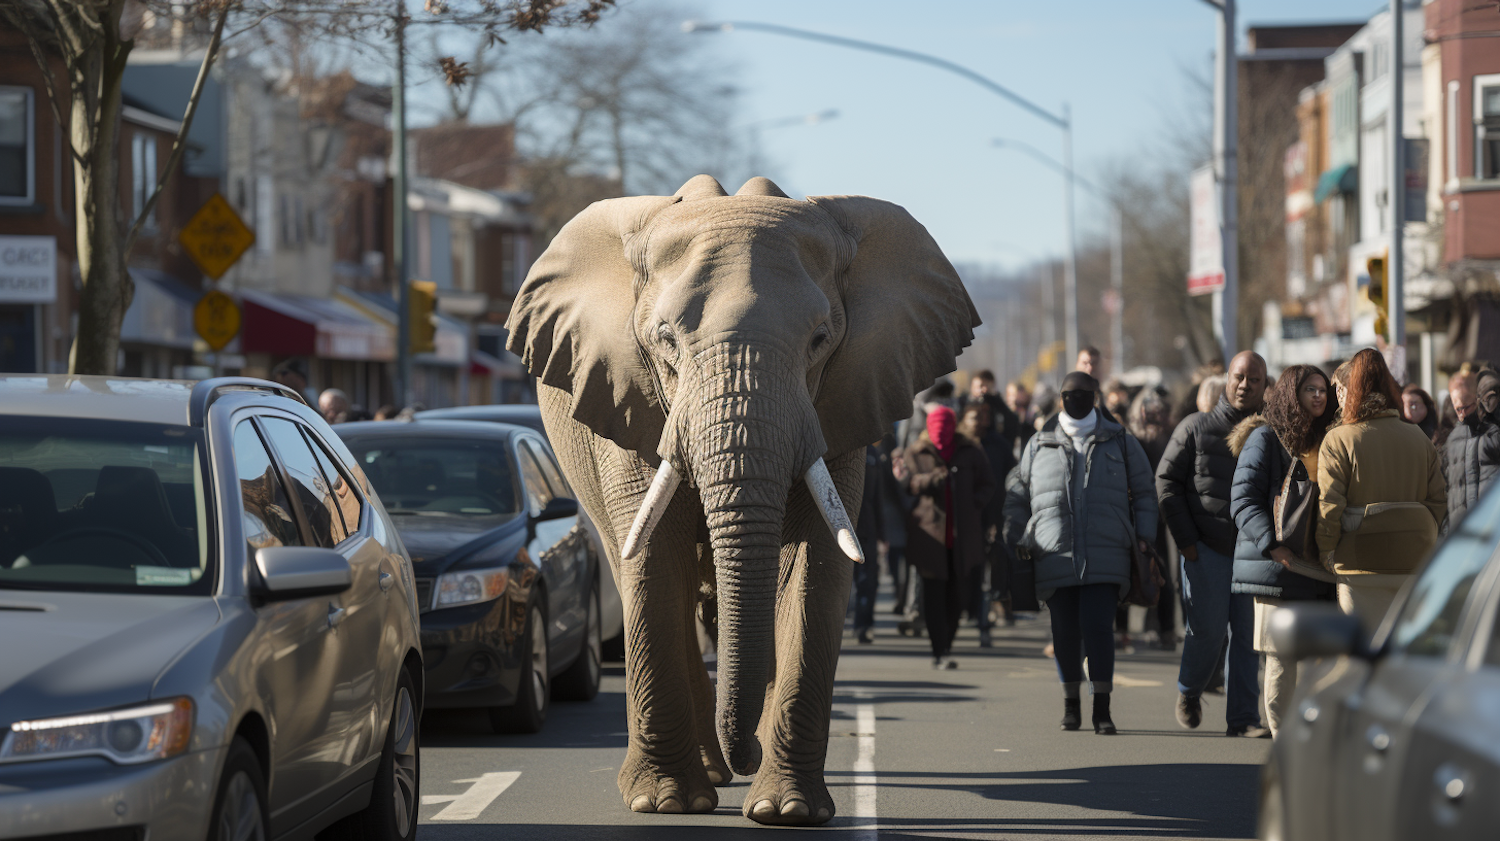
left=1262, top=483, right=1500, bottom=840
left=0, top=376, right=423, bottom=841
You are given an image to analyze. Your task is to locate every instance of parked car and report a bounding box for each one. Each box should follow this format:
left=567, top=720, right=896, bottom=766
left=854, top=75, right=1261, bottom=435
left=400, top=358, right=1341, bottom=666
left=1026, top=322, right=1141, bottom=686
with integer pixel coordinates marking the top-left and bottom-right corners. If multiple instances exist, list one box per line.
left=415, top=404, right=624, bottom=656
left=1261, top=483, right=1500, bottom=841
left=0, top=376, right=423, bottom=841
left=335, top=419, right=601, bottom=734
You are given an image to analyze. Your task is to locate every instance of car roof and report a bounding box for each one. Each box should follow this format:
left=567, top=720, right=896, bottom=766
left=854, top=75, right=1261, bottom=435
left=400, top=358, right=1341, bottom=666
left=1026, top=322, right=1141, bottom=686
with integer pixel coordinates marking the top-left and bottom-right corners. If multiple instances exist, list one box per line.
left=334, top=418, right=539, bottom=443
left=0, top=374, right=199, bottom=426
left=415, top=404, right=544, bottom=433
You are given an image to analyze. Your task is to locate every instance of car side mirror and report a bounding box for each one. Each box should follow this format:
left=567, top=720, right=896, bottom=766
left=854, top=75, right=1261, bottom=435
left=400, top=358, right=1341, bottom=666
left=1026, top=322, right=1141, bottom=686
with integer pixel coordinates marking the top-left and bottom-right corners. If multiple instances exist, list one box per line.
left=534, top=497, right=579, bottom=521
left=1270, top=603, right=1370, bottom=661
left=253, top=547, right=353, bottom=601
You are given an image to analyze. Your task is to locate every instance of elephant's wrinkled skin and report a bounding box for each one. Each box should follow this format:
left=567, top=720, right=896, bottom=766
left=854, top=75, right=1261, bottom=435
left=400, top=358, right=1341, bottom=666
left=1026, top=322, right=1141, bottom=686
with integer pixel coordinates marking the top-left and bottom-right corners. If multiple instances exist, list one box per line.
left=505, top=175, right=978, bottom=826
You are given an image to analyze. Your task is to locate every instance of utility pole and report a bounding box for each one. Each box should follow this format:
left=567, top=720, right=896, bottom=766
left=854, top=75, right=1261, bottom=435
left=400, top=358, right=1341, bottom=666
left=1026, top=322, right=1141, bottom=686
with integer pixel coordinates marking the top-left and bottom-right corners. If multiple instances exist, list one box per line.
left=1110, top=206, right=1124, bottom=373
left=1061, top=103, right=1079, bottom=366
left=1389, top=0, right=1406, bottom=350
left=1210, top=0, right=1239, bottom=360
left=392, top=2, right=412, bottom=406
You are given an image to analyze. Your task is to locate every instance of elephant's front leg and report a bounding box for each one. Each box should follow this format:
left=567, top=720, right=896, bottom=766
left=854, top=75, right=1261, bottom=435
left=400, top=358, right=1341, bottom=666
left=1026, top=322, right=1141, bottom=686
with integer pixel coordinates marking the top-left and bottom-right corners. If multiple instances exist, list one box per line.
left=611, top=458, right=720, bottom=815
left=744, top=448, right=864, bottom=826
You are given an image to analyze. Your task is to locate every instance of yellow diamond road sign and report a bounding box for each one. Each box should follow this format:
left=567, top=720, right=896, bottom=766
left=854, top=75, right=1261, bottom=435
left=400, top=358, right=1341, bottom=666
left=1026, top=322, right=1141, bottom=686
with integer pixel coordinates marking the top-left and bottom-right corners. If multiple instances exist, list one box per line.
left=179, top=193, right=255, bottom=280
left=194, top=290, right=241, bottom=351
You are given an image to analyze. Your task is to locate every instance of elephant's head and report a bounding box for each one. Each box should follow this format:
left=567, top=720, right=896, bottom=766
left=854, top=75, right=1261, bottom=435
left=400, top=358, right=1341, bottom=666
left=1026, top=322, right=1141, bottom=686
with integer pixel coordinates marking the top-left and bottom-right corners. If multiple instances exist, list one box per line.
left=506, top=175, right=978, bottom=772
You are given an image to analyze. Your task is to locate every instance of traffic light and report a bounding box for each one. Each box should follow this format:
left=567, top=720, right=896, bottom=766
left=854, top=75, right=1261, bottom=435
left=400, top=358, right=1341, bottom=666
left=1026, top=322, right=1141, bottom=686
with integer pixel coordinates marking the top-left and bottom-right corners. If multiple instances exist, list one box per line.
left=408, top=280, right=437, bottom=354
left=1366, top=253, right=1388, bottom=337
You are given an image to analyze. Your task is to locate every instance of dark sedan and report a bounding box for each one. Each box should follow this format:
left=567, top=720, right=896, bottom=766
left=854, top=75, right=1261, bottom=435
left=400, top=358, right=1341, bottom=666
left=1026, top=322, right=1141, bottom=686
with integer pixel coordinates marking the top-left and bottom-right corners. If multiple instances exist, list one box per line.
left=336, top=420, right=601, bottom=734
left=1261, top=484, right=1500, bottom=840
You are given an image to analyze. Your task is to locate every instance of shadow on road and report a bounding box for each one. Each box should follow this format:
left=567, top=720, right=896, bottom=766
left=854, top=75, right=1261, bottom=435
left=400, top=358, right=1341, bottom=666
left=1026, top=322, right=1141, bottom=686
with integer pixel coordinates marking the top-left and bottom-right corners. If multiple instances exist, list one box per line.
left=421, top=689, right=629, bottom=750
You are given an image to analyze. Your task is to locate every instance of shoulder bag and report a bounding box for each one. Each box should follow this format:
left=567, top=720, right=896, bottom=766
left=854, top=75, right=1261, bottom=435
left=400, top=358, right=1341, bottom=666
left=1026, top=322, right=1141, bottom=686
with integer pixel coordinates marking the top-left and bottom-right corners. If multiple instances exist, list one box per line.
left=1117, top=436, right=1166, bottom=607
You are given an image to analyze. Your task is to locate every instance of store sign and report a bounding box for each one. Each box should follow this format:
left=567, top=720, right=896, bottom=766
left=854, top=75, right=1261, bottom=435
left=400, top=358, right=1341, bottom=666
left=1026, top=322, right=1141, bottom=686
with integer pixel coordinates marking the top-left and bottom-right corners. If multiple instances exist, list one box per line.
left=1187, top=165, right=1223, bottom=297
left=0, top=235, right=56, bottom=303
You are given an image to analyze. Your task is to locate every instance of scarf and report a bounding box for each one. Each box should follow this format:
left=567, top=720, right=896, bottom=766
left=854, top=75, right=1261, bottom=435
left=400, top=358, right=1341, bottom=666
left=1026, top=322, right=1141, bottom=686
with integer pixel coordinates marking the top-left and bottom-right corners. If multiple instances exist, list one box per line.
left=1057, top=408, right=1098, bottom=452
left=927, top=406, right=957, bottom=462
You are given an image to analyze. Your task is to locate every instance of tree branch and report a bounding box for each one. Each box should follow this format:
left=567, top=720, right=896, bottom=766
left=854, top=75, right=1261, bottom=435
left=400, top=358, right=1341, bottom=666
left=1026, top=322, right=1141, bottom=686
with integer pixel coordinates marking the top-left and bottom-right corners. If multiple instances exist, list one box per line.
left=5, top=7, right=83, bottom=168
left=124, top=3, right=229, bottom=253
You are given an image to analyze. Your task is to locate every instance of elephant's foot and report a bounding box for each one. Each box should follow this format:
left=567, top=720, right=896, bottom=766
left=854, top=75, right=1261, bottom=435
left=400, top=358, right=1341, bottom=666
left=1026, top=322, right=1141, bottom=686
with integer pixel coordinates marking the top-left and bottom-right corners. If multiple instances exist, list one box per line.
left=700, top=743, right=732, bottom=785
left=618, top=748, right=718, bottom=814
left=742, top=763, right=834, bottom=826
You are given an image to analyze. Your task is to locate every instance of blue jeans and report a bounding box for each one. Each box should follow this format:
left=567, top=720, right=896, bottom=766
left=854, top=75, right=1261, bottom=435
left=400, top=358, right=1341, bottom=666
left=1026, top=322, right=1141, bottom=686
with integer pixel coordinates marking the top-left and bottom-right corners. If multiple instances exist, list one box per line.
left=1178, top=542, right=1261, bottom=728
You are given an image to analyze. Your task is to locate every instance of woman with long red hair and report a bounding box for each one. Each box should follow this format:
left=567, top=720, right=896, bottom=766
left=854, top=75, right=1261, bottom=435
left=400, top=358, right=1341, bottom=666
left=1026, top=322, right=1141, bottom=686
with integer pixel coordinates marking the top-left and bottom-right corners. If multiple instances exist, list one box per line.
left=1316, top=349, right=1446, bottom=625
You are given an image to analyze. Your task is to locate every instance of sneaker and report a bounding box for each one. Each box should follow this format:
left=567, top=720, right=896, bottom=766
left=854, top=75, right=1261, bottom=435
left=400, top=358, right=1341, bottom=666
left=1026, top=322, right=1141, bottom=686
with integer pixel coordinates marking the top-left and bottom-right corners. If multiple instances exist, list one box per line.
left=942, top=657, right=958, bottom=670
left=978, top=629, right=993, bottom=648
left=856, top=628, right=873, bottom=645
left=1227, top=725, right=1271, bottom=739
left=1176, top=693, right=1203, bottom=729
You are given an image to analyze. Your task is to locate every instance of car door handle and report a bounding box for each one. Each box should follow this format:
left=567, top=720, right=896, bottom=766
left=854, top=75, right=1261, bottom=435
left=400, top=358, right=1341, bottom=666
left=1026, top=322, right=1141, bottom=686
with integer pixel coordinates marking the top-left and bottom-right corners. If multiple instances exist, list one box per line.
left=327, top=603, right=347, bottom=629
left=1366, top=724, right=1391, bottom=753
left=379, top=571, right=394, bottom=592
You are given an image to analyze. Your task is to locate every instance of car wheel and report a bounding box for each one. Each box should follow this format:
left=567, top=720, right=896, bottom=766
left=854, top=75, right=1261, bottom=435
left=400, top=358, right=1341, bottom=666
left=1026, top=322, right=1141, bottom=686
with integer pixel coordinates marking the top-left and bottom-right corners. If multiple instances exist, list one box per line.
left=209, top=738, right=268, bottom=841
left=323, top=669, right=420, bottom=841
left=489, top=600, right=550, bottom=733
left=553, top=581, right=602, bottom=701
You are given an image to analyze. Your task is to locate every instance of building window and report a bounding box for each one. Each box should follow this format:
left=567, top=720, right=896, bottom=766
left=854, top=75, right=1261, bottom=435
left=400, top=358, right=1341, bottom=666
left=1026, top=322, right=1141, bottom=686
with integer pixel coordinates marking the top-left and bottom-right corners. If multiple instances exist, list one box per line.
left=0, top=87, right=34, bottom=205
left=1477, top=74, right=1500, bottom=181
left=131, top=132, right=157, bottom=229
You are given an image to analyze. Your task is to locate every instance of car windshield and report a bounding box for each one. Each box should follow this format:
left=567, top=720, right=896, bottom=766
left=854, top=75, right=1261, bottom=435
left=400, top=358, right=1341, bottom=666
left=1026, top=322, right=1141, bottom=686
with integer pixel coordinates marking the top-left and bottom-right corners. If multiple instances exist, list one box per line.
left=343, top=438, right=520, bottom=519
left=0, top=417, right=212, bottom=593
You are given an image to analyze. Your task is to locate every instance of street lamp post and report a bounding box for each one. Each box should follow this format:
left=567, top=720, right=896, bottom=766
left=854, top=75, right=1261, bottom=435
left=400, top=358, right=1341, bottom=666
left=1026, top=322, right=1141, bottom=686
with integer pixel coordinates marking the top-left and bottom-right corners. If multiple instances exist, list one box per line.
left=393, top=1, right=412, bottom=407
left=992, top=138, right=1125, bottom=374
left=1389, top=0, right=1406, bottom=349
left=683, top=19, right=1081, bottom=364
left=1198, top=0, right=1238, bottom=361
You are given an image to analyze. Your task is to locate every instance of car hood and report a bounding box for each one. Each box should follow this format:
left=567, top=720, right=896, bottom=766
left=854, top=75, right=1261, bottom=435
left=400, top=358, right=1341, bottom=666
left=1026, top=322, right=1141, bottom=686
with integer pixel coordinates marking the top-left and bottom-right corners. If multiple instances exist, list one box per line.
left=0, top=592, right=221, bottom=728
left=390, top=514, right=523, bottom=574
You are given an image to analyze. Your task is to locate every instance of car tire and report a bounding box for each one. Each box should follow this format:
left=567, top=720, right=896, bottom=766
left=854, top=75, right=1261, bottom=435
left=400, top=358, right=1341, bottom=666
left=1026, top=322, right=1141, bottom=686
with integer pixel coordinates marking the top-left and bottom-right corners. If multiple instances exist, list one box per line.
left=553, top=581, right=601, bottom=701
left=209, top=738, right=269, bottom=841
left=489, top=600, right=550, bottom=734
left=323, top=669, right=420, bottom=841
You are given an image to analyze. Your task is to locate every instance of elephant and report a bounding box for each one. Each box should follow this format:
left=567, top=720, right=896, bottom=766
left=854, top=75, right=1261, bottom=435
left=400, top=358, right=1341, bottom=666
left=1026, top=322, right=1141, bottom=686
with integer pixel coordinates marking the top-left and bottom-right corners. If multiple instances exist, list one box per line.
left=504, top=174, right=978, bottom=826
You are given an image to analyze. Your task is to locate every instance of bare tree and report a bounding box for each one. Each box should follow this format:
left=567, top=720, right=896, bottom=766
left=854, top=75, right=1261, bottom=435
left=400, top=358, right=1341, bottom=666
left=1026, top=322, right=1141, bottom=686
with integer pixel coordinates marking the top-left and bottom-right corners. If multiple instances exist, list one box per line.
left=0, top=0, right=616, bottom=375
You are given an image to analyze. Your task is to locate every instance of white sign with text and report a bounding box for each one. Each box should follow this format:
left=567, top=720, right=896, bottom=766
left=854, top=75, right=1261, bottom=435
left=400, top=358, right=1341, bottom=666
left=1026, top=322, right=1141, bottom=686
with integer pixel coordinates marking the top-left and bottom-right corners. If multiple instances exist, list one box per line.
left=0, top=235, right=56, bottom=303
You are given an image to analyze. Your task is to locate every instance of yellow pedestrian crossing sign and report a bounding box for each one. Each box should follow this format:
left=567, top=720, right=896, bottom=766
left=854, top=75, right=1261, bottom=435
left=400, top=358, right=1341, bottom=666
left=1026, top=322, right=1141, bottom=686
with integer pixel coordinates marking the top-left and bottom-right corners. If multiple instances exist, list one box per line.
left=194, top=290, right=241, bottom=351
left=179, top=193, right=255, bottom=280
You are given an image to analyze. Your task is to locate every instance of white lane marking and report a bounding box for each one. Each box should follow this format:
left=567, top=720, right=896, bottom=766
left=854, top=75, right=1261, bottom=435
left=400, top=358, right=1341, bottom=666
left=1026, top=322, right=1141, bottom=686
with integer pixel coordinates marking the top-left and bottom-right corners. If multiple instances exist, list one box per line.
left=993, top=749, right=1011, bottom=753
left=426, top=772, right=522, bottom=821
left=853, top=692, right=877, bottom=838
left=1114, top=675, right=1164, bottom=688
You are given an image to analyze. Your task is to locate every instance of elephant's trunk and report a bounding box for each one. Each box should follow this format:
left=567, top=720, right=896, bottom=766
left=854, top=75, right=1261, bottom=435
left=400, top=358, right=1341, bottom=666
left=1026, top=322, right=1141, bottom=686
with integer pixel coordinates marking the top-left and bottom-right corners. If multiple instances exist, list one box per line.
left=681, top=342, right=824, bottom=776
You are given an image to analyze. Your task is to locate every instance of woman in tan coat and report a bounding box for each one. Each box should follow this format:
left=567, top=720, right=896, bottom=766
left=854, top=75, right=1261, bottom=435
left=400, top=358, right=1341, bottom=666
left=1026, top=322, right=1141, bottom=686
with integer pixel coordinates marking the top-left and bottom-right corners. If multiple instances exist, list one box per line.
left=1317, top=348, right=1446, bottom=625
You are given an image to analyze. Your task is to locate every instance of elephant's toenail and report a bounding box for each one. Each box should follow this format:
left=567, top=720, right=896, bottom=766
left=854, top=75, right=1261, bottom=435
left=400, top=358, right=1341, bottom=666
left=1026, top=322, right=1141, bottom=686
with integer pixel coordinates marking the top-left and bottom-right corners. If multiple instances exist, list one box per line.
left=657, top=797, right=684, bottom=814
left=630, top=796, right=654, bottom=812
left=691, top=796, right=715, bottom=812
left=780, top=799, right=810, bottom=818
left=752, top=799, right=776, bottom=817
left=706, top=769, right=728, bottom=785
left=817, top=807, right=832, bottom=821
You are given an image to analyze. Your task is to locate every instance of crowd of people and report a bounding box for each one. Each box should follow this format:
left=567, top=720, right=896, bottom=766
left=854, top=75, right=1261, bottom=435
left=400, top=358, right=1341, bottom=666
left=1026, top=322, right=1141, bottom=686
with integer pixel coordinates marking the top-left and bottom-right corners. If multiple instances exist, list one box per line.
left=856, top=344, right=1492, bottom=740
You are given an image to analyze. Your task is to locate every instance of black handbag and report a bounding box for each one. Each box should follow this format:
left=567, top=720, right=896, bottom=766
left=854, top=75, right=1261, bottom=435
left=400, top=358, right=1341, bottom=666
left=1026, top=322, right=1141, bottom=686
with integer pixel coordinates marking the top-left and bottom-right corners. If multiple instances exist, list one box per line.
left=1273, top=447, right=1337, bottom=583
left=1119, top=437, right=1166, bottom=607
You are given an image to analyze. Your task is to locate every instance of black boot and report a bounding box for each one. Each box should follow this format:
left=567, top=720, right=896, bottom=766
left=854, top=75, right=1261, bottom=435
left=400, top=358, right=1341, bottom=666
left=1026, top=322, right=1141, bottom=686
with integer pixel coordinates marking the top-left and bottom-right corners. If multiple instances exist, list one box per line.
left=1061, top=698, right=1082, bottom=731
left=1093, top=693, right=1117, bottom=735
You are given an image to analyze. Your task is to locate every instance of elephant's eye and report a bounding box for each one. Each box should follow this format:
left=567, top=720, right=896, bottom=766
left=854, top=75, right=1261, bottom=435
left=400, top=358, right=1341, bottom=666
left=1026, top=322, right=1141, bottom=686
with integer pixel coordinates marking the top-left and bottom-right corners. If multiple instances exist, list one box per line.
left=656, top=322, right=679, bottom=354
left=809, top=324, right=832, bottom=357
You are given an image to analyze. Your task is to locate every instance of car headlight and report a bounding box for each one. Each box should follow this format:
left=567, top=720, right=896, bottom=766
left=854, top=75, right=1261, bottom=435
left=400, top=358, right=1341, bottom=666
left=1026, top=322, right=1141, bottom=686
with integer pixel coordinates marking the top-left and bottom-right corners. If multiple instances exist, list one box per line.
left=0, top=697, right=194, bottom=765
left=435, top=566, right=510, bottom=608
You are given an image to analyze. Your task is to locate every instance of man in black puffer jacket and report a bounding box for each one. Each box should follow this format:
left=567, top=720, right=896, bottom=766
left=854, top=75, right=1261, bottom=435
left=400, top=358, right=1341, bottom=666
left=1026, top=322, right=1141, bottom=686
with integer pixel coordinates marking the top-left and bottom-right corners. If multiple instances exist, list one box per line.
left=1443, top=370, right=1500, bottom=526
left=1156, top=351, right=1268, bottom=737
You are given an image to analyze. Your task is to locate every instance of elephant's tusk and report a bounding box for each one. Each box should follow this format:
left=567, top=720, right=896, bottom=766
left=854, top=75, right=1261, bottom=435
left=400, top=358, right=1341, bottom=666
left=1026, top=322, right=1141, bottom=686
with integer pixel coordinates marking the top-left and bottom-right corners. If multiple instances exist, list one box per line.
left=622, top=460, right=682, bottom=560
left=805, top=459, right=864, bottom=563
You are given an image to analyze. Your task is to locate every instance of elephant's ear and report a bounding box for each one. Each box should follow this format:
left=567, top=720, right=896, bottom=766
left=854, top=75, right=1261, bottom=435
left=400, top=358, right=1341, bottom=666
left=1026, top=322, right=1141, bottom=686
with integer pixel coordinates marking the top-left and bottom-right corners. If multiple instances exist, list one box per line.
left=505, top=195, right=680, bottom=453
left=807, top=195, right=981, bottom=458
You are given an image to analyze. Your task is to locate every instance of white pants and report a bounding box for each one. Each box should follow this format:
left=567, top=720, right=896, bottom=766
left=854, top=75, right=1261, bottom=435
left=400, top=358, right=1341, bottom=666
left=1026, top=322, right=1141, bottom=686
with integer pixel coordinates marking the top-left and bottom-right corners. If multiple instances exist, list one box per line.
left=1253, top=597, right=1296, bottom=739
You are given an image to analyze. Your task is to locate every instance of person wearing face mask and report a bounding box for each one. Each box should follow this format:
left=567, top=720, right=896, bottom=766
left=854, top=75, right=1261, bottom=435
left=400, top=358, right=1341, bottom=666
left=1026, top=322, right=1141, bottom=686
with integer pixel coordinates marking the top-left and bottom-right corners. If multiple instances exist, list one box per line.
left=901, top=405, right=996, bottom=668
left=1443, top=369, right=1500, bottom=526
left=1157, top=351, right=1270, bottom=737
left=1004, top=372, right=1158, bottom=734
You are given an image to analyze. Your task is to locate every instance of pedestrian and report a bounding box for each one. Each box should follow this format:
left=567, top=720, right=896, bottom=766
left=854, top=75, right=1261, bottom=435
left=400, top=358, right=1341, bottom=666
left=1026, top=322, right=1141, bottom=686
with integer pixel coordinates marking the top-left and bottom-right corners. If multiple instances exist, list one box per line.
left=1031, top=383, right=1059, bottom=434
left=374, top=404, right=400, bottom=421
left=1004, top=371, right=1158, bottom=734
left=1006, top=380, right=1036, bottom=449
left=1401, top=384, right=1438, bottom=440
left=1102, top=379, right=1133, bottom=421
left=1228, top=365, right=1338, bottom=739
left=899, top=405, right=996, bottom=669
left=851, top=445, right=886, bottom=644
left=899, top=379, right=957, bottom=450
left=1319, top=348, right=1446, bottom=626
left=957, top=401, right=1010, bottom=641
left=1196, top=374, right=1227, bottom=415
left=1129, top=385, right=1179, bottom=650
left=960, top=370, right=1023, bottom=470
left=877, top=433, right=912, bottom=618
left=270, top=357, right=318, bottom=406
left=318, top=388, right=350, bottom=424
left=1443, top=369, right=1500, bottom=525
left=1076, top=346, right=1102, bottom=379
left=1157, top=351, right=1270, bottom=738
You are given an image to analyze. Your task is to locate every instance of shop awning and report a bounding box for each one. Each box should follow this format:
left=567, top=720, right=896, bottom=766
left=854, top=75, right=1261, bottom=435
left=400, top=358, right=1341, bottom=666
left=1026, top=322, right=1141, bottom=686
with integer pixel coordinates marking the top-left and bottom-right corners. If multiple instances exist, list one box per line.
left=241, top=290, right=394, bottom=361
left=119, top=269, right=199, bottom=350
left=1313, top=164, right=1358, bottom=204
left=340, top=288, right=468, bottom=366
left=470, top=348, right=526, bottom=380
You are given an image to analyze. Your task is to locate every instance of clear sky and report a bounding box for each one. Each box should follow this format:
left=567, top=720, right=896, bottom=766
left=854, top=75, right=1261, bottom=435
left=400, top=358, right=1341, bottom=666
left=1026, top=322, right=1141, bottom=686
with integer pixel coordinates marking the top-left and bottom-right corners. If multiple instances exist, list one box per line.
left=691, top=0, right=1387, bottom=270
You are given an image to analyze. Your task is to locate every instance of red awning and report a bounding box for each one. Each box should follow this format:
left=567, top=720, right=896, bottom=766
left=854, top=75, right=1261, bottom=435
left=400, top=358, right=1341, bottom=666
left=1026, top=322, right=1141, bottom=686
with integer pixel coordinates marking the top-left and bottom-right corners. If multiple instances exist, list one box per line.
left=240, top=291, right=394, bottom=361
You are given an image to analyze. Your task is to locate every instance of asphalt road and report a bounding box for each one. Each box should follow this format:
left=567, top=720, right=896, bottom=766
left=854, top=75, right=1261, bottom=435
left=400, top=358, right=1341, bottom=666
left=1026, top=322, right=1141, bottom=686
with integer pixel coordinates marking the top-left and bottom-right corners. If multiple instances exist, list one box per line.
left=416, top=595, right=1270, bottom=841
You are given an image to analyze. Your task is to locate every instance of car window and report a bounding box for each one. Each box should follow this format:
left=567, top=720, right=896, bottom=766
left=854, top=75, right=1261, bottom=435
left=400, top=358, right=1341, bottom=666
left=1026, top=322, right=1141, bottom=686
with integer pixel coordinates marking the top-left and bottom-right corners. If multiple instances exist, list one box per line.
left=515, top=441, right=554, bottom=514
left=0, top=417, right=211, bottom=593
left=1388, top=489, right=1500, bottom=658
left=531, top=442, right=574, bottom=499
left=302, top=426, right=362, bottom=536
left=260, top=418, right=345, bottom=548
left=235, top=421, right=303, bottom=553
left=342, top=437, right=520, bottom=519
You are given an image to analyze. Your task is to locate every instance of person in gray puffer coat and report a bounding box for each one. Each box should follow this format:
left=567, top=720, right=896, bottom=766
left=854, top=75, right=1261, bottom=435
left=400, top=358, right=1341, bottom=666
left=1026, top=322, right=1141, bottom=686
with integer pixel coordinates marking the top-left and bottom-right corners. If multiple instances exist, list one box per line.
left=1004, top=371, right=1158, bottom=736
left=1443, top=369, right=1500, bottom=526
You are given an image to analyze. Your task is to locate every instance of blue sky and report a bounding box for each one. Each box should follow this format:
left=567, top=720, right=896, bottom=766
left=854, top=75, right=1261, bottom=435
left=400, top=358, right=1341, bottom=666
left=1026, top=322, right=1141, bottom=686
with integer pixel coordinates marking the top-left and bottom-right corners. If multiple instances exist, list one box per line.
left=692, top=0, right=1387, bottom=270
